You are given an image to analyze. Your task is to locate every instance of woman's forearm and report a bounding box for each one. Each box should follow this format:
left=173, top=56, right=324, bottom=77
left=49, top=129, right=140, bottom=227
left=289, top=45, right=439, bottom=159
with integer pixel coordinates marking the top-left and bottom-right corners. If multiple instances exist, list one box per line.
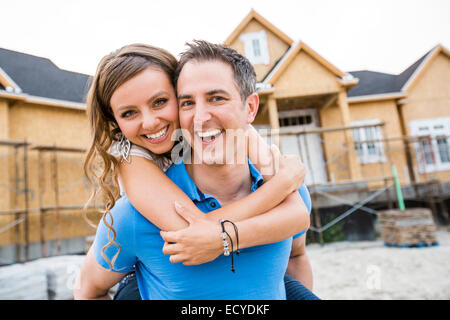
left=120, top=153, right=296, bottom=232
left=227, top=191, right=310, bottom=249
left=161, top=191, right=310, bottom=265
left=205, top=172, right=295, bottom=222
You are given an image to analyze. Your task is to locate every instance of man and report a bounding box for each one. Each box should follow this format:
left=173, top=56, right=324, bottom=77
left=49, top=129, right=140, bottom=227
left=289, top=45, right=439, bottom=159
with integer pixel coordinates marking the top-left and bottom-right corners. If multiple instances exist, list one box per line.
left=165, top=40, right=316, bottom=296
left=75, top=40, right=318, bottom=300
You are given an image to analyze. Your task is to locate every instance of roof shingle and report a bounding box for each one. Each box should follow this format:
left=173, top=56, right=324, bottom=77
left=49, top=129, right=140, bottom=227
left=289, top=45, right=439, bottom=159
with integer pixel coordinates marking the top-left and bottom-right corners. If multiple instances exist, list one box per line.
left=0, top=48, right=91, bottom=103
left=347, top=47, right=435, bottom=97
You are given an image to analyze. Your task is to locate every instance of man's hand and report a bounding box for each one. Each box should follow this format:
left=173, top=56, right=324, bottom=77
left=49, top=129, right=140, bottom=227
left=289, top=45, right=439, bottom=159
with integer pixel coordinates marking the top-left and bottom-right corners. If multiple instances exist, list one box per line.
left=160, top=202, right=223, bottom=265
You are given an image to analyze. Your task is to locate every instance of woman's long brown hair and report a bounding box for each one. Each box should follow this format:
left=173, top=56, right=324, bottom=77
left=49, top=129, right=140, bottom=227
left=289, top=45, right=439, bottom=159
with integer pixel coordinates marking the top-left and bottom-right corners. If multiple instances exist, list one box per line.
left=83, top=43, right=178, bottom=269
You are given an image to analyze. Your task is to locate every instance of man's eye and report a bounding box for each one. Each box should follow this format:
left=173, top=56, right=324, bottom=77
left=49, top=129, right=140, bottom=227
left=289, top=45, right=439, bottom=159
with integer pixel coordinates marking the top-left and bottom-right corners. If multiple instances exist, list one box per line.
left=180, top=100, right=194, bottom=108
left=211, top=96, right=225, bottom=102
left=121, top=110, right=135, bottom=118
left=154, top=98, right=168, bottom=107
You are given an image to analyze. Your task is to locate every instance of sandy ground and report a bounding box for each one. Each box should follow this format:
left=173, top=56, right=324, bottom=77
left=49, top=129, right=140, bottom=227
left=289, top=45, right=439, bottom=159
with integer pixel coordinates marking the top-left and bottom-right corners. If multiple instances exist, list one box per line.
left=1, top=230, right=449, bottom=300
left=307, top=228, right=450, bottom=300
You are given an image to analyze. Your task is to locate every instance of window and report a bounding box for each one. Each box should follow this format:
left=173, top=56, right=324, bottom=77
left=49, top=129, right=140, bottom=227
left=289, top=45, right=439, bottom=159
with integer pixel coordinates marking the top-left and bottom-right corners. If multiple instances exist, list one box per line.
left=437, top=136, right=450, bottom=163
left=278, top=109, right=315, bottom=129
left=410, top=117, right=450, bottom=173
left=252, top=39, right=261, bottom=57
left=239, top=31, right=270, bottom=65
left=279, top=114, right=313, bottom=127
left=351, top=120, right=385, bottom=164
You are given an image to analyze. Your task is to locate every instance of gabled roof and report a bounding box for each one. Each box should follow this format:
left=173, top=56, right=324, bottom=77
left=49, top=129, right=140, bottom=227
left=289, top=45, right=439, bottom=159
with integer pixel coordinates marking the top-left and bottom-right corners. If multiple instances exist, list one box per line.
left=263, top=41, right=346, bottom=85
left=394, top=48, right=431, bottom=91
left=0, top=47, right=91, bottom=104
left=347, top=44, right=449, bottom=99
left=347, top=70, right=399, bottom=97
left=224, top=9, right=293, bottom=47
left=398, top=44, right=450, bottom=92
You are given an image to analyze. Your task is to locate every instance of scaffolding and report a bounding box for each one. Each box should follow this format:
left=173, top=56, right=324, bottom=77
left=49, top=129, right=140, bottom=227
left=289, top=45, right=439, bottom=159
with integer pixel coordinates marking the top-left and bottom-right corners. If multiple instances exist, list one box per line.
left=262, top=123, right=450, bottom=244
left=0, top=139, right=30, bottom=262
left=0, top=141, right=100, bottom=264
left=32, top=145, right=91, bottom=258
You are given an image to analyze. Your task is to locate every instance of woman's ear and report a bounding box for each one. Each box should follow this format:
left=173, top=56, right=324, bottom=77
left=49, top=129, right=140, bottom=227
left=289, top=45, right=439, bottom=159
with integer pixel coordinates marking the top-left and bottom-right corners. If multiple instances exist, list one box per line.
left=245, top=93, right=259, bottom=124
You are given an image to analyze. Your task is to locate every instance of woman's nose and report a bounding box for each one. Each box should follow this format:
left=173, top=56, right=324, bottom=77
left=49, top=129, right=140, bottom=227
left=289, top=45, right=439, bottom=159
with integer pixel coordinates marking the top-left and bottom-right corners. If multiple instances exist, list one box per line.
left=141, top=113, right=160, bottom=131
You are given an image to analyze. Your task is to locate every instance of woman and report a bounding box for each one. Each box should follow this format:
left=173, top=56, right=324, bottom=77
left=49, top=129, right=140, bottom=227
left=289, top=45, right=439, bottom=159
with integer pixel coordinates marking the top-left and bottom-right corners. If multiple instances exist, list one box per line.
left=76, top=43, right=317, bottom=299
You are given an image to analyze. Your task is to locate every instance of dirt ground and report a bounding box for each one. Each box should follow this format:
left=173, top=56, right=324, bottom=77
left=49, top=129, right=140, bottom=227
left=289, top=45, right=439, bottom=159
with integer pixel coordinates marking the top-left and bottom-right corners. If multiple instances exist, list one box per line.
left=307, top=228, right=450, bottom=299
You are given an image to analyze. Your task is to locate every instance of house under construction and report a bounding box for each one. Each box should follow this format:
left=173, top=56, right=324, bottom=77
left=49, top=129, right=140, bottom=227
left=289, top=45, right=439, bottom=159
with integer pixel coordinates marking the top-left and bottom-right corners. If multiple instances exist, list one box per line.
left=0, top=9, right=449, bottom=264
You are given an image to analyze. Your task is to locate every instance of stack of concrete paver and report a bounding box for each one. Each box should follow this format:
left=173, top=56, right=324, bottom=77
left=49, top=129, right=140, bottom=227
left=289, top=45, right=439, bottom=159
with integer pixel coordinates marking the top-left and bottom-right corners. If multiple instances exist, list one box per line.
left=0, top=262, right=48, bottom=299
left=378, top=208, right=438, bottom=247
left=0, top=255, right=85, bottom=300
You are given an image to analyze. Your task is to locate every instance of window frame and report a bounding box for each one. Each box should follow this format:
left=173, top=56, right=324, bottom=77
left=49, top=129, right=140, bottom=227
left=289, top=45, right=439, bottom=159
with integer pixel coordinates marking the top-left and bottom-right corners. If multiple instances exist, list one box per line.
left=409, top=117, right=450, bottom=173
left=350, top=119, right=386, bottom=164
left=239, top=31, right=270, bottom=65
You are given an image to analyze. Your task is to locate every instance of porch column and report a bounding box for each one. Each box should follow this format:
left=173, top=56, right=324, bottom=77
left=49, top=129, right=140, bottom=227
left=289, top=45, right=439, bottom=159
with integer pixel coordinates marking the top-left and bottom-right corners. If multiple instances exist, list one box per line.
left=337, top=89, right=362, bottom=181
left=267, top=95, right=280, bottom=147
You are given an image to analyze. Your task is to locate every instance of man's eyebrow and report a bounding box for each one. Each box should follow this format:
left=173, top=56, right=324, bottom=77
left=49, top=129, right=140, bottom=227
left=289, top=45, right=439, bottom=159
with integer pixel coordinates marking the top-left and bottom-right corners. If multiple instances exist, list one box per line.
left=177, top=89, right=230, bottom=100
left=177, top=94, right=192, bottom=100
left=206, top=89, right=230, bottom=96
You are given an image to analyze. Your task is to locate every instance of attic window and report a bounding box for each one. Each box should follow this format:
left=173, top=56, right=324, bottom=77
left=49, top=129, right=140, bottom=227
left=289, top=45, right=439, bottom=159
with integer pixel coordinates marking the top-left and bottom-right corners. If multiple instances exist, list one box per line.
left=239, top=31, right=269, bottom=65
left=252, top=39, right=261, bottom=57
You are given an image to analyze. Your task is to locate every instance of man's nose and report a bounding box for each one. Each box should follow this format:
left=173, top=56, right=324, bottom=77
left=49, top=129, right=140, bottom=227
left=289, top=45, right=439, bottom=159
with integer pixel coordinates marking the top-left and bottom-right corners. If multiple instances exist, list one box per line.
left=193, top=102, right=211, bottom=126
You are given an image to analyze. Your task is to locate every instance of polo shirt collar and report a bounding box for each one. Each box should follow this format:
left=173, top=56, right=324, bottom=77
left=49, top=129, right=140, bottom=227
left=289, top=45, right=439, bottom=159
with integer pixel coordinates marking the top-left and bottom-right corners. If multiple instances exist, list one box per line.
left=172, top=159, right=264, bottom=202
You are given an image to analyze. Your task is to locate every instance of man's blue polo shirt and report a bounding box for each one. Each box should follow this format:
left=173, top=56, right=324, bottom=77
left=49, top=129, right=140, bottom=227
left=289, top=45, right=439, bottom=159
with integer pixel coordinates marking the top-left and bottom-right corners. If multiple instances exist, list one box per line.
left=93, top=160, right=311, bottom=299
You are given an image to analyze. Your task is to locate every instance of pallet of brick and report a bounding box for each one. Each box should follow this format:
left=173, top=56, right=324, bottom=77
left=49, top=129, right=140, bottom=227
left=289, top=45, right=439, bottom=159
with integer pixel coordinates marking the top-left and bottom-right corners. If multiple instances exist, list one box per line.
left=378, top=208, right=438, bottom=247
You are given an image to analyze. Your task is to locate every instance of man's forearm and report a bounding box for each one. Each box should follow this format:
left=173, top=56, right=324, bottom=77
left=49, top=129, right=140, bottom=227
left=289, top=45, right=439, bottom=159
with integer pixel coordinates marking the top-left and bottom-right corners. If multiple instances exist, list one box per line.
left=286, top=254, right=313, bottom=291
left=73, top=247, right=126, bottom=300
left=74, top=291, right=112, bottom=300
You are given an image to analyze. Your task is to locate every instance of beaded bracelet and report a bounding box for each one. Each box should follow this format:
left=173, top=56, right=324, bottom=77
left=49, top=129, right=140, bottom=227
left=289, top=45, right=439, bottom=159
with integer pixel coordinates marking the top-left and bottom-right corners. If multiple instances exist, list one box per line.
left=220, top=219, right=240, bottom=272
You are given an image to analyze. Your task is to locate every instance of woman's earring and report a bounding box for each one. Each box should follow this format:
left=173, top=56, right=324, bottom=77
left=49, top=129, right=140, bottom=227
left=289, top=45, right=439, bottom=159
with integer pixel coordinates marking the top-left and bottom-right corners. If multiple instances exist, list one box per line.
left=118, top=133, right=131, bottom=163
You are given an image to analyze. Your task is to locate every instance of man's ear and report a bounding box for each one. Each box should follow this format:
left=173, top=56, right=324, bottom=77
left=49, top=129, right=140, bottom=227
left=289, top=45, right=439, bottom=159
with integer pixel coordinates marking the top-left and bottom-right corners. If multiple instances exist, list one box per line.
left=245, top=93, right=259, bottom=124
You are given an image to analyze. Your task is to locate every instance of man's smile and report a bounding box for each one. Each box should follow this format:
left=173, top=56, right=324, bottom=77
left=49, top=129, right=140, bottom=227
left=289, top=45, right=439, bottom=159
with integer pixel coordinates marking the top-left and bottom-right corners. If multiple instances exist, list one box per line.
left=195, top=129, right=224, bottom=145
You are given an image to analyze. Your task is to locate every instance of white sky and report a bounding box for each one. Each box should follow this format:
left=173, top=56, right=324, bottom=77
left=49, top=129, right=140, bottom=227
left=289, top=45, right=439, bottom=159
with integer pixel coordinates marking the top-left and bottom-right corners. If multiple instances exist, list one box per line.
left=1, top=0, right=449, bottom=76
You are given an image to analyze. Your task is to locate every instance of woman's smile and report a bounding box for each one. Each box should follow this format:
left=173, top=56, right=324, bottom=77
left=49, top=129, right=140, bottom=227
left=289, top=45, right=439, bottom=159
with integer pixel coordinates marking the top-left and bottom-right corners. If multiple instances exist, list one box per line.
left=142, top=124, right=170, bottom=144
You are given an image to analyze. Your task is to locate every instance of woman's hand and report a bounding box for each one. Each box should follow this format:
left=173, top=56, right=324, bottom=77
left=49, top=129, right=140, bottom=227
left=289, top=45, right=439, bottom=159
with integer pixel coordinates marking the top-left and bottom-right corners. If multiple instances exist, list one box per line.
left=160, top=202, right=223, bottom=265
left=247, top=124, right=305, bottom=191
left=271, top=144, right=306, bottom=194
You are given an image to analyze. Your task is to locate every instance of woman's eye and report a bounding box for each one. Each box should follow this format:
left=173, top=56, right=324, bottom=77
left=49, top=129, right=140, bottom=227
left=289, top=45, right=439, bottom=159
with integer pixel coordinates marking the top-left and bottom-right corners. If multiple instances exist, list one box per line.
left=154, top=98, right=168, bottom=107
left=121, top=110, right=135, bottom=118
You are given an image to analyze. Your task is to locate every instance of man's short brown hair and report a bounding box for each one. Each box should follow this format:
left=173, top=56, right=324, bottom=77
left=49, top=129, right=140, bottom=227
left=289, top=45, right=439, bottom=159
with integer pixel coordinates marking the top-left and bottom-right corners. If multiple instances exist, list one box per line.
left=175, top=40, right=257, bottom=102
